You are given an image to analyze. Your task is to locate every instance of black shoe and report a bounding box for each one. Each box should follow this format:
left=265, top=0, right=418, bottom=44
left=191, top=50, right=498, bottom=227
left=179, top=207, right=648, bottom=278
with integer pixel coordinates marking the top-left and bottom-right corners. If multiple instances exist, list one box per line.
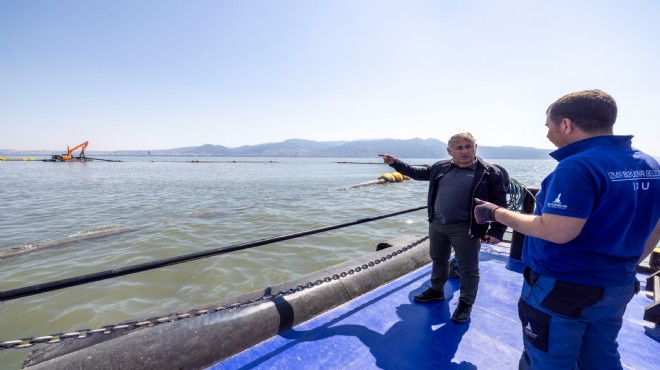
left=414, top=287, right=445, bottom=302
left=451, top=301, right=472, bottom=322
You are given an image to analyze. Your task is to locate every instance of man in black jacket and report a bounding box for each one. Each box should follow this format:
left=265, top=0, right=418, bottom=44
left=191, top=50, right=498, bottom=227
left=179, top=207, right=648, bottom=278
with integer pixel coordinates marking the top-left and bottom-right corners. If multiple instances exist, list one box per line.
left=379, top=132, right=508, bottom=322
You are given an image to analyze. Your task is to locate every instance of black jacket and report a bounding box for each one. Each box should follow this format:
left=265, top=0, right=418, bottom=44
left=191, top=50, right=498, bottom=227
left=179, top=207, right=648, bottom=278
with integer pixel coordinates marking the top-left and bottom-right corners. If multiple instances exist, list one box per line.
left=390, top=157, right=508, bottom=240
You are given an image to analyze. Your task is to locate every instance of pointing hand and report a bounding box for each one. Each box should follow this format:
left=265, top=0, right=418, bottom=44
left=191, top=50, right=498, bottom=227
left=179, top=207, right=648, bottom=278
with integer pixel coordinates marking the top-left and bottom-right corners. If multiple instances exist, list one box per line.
left=378, top=154, right=396, bottom=164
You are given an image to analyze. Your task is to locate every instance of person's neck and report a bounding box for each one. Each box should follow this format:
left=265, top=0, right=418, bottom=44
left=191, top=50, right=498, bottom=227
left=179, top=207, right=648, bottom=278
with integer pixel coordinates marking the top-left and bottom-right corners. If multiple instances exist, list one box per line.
left=564, top=131, right=614, bottom=147
left=451, top=158, right=477, bottom=168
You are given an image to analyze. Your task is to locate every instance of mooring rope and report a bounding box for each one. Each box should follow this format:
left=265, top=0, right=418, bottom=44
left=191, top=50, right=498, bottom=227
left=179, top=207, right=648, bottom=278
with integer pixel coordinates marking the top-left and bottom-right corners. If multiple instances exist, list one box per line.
left=506, top=178, right=532, bottom=212
left=506, top=179, right=529, bottom=212
left=0, top=206, right=427, bottom=302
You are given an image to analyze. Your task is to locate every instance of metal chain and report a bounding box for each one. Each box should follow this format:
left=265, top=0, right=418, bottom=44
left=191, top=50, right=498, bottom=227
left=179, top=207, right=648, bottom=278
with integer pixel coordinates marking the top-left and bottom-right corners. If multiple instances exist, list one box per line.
left=1, top=236, right=428, bottom=350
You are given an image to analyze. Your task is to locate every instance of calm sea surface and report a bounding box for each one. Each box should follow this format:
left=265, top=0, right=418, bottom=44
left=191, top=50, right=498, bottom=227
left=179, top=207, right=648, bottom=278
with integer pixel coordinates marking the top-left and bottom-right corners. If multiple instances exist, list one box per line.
left=0, top=156, right=556, bottom=368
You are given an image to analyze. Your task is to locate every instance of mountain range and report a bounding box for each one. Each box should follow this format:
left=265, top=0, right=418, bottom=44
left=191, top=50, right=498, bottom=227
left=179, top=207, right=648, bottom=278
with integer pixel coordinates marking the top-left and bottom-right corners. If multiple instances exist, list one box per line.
left=145, top=138, right=553, bottom=159
left=1, top=138, right=554, bottom=159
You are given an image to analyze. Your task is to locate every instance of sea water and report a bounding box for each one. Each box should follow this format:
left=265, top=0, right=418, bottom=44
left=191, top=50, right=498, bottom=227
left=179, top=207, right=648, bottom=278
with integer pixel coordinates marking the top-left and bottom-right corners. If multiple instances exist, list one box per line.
left=0, top=157, right=555, bottom=368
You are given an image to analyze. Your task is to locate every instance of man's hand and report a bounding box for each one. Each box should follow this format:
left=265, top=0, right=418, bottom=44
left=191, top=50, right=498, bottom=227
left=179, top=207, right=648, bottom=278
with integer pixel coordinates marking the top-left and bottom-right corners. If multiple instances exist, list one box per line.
left=378, top=154, right=396, bottom=164
left=483, top=235, right=501, bottom=245
left=474, top=198, right=501, bottom=224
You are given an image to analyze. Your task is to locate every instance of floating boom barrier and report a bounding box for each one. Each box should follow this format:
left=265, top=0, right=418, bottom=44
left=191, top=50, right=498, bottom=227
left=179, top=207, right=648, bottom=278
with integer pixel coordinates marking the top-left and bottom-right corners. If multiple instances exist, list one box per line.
left=0, top=157, right=40, bottom=161
left=346, top=172, right=410, bottom=189
left=378, top=171, right=409, bottom=183
left=0, top=157, right=122, bottom=162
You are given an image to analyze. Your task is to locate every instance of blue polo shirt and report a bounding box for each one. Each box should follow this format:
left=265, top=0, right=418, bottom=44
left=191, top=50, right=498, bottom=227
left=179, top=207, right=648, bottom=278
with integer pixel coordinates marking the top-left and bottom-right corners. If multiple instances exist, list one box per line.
left=522, top=135, right=660, bottom=286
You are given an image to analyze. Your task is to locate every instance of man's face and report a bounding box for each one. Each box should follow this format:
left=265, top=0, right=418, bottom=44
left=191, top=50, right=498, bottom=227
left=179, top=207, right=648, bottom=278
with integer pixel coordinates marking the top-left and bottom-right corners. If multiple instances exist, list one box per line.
left=447, top=138, right=477, bottom=167
left=545, top=115, right=563, bottom=148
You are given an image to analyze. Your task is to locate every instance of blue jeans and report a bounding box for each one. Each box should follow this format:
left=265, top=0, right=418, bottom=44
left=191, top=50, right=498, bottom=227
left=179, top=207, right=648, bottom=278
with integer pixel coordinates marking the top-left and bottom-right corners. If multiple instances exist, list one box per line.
left=518, top=267, right=639, bottom=370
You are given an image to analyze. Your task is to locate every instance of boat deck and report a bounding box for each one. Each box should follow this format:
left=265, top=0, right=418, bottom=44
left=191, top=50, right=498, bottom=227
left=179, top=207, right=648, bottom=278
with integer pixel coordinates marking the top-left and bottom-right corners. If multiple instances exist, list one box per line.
left=214, top=247, right=659, bottom=369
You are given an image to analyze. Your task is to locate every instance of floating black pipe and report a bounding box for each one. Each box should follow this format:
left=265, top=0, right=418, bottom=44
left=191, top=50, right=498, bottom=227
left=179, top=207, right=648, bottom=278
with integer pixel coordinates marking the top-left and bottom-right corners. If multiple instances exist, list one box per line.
left=84, top=157, right=123, bottom=162
left=0, top=206, right=427, bottom=302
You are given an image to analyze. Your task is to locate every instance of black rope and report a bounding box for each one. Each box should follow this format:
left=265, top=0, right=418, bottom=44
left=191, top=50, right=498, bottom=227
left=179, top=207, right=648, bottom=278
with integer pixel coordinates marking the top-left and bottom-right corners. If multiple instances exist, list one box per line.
left=0, top=206, right=427, bottom=302
left=506, top=178, right=528, bottom=212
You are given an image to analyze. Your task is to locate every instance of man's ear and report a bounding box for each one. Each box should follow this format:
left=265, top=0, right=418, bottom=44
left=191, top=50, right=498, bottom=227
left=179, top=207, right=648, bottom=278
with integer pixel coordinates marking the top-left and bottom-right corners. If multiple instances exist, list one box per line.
left=561, top=118, right=576, bottom=134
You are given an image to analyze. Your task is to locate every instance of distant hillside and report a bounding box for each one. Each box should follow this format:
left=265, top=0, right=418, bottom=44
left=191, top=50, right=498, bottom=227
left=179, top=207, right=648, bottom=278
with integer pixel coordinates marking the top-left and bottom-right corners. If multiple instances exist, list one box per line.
left=1, top=138, right=554, bottom=159
left=146, top=139, right=351, bottom=157
left=315, top=138, right=448, bottom=158
left=476, top=145, right=554, bottom=159
left=143, top=138, right=552, bottom=159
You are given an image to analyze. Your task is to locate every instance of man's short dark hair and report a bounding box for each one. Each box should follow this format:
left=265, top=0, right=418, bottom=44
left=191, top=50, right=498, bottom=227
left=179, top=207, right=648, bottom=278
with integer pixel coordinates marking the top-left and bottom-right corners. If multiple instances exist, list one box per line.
left=546, top=89, right=617, bottom=133
left=448, top=132, right=476, bottom=147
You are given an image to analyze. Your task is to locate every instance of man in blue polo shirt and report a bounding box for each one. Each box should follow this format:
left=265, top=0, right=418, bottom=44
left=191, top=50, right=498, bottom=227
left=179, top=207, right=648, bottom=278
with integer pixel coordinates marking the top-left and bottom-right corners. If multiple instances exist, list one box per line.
left=474, top=89, right=660, bottom=369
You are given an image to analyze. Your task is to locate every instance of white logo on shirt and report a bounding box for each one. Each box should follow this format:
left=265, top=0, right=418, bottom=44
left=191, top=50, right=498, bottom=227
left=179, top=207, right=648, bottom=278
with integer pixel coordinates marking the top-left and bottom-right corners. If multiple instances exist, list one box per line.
left=547, top=193, right=568, bottom=210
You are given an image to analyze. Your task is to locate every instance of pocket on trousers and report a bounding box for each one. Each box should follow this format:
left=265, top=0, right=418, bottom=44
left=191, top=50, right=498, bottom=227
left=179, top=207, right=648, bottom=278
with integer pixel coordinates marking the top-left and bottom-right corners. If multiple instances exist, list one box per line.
left=518, top=299, right=550, bottom=353
left=523, top=266, right=540, bottom=287
left=540, top=280, right=605, bottom=318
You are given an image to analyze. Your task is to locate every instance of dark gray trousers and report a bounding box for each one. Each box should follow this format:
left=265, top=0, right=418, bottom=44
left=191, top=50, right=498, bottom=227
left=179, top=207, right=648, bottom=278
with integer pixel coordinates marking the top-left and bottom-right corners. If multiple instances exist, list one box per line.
left=429, top=221, right=481, bottom=305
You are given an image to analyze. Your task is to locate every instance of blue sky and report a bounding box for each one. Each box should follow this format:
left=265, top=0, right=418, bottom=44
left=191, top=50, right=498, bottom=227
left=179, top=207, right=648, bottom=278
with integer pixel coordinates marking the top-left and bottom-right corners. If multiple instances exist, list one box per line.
left=1, top=1, right=659, bottom=155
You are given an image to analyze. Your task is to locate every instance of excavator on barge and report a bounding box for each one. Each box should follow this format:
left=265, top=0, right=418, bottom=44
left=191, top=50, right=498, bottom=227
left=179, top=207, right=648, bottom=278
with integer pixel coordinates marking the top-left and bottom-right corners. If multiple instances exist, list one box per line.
left=46, top=141, right=91, bottom=162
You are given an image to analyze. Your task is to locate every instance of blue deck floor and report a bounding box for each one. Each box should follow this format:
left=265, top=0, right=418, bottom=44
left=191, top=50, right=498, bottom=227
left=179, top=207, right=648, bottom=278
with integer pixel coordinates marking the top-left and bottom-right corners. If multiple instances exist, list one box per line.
left=213, top=248, right=658, bottom=369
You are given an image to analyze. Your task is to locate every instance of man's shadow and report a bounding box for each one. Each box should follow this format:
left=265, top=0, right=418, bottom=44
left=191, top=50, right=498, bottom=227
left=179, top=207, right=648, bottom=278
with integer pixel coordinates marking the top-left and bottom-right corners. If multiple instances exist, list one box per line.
left=369, top=297, right=475, bottom=369
left=236, top=275, right=475, bottom=369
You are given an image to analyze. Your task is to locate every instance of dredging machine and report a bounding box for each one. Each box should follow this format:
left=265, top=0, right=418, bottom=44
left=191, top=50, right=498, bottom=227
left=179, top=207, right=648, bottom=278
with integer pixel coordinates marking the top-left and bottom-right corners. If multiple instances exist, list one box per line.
left=47, top=141, right=91, bottom=162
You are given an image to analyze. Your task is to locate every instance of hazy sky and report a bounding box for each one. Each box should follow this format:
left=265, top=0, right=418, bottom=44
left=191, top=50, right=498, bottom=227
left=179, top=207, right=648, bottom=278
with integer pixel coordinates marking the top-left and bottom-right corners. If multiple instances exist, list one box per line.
left=1, top=1, right=659, bottom=155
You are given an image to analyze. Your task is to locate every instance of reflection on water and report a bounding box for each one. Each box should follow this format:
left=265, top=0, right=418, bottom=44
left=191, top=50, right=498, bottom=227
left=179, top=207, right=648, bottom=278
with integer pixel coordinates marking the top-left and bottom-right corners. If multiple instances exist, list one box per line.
left=0, top=156, right=555, bottom=368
